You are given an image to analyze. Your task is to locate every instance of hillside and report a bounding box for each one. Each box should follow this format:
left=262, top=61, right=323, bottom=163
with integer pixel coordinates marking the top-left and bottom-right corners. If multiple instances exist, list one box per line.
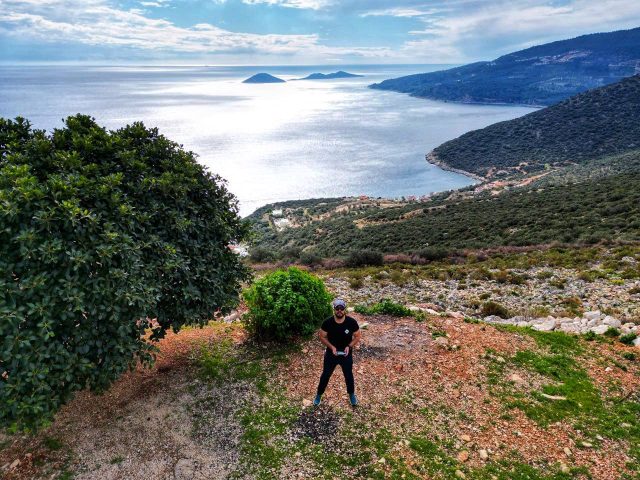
left=429, top=75, right=640, bottom=179
left=2, top=292, right=638, bottom=479
left=370, top=27, right=640, bottom=106
left=298, top=71, right=363, bottom=80
left=247, top=150, right=640, bottom=257
left=242, top=73, right=285, bottom=83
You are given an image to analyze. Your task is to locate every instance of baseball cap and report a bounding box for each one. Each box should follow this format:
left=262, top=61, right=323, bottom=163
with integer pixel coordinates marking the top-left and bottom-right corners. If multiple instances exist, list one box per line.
left=332, top=298, right=347, bottom=309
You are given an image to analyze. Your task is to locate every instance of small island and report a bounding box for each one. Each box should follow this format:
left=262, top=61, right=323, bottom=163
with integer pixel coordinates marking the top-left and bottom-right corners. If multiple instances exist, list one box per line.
left=242, top=73, right=286, bottom=84
left=298, top=71, right=363, bottom=80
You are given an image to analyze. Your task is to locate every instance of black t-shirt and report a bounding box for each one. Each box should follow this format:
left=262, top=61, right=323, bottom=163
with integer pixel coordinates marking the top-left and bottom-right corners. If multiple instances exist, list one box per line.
left=321, top=315, right=359, bottom=351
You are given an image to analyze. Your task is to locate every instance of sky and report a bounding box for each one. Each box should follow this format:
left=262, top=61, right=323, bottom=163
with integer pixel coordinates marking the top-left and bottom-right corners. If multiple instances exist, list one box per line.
left=1, top=0, right=640, bottom=65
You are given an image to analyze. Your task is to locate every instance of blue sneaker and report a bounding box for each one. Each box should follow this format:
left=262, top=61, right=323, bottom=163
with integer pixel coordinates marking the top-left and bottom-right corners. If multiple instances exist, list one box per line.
left=313, top=394, right=322, bottom=406
left=349, top=394, right=358, bottom=406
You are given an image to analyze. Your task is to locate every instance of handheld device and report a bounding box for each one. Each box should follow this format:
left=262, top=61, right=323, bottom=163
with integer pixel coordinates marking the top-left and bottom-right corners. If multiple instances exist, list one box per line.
left=336, top=351, right=346, bottom=356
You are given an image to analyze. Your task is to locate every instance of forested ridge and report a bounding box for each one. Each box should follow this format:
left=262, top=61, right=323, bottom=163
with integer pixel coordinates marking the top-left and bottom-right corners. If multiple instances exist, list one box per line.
left=248, top=151, right=640, bottom=257
left=430, top=75, right=640, bottom=179
left=370, top=27, right=640, bottom=106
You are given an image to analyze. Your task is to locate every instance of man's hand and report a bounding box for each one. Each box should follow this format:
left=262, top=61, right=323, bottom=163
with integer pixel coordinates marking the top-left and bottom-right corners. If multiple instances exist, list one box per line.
left=344, top=346, right=350, bottom=356
left=331, top=346, right=338, bottom=356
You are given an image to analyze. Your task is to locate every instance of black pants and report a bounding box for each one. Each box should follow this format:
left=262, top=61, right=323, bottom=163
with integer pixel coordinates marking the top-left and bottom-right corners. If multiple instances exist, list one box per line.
left=316, top=350, right=355, bottom=395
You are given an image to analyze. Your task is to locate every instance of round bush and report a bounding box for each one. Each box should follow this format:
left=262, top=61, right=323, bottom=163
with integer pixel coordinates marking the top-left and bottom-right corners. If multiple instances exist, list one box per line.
left=346, top=249, right=384, bottom=267
left=0, top=115, right=249, bottom=429
left=480, top=301, right=511, bottom=319
left=243, top=267, right=332, bottom=341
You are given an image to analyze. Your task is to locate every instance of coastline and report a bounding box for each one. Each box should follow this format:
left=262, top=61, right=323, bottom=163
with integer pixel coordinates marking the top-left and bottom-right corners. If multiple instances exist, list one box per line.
left=426, top=151, right=485, bottom=182
left=368, top=85, right=546, bottom=109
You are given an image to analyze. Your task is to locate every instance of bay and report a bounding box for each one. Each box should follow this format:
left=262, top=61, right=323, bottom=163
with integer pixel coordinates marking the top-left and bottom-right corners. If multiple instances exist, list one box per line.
left=0, top=65, right=533, bottom=216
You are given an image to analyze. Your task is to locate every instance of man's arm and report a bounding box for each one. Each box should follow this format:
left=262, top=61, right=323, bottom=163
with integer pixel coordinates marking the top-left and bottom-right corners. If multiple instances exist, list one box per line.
left=318, top=329, right=337, bottom=355
left=345, top=330, right=361, bottom=355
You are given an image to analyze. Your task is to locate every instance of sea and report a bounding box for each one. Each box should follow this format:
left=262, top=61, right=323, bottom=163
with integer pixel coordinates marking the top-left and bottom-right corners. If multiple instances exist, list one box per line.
left=0, top=64, right=534, bottom=216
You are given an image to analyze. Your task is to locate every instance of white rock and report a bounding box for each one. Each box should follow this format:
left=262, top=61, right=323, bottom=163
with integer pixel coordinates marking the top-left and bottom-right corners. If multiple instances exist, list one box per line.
left=559, top=323, right=581, bottom=334
left=633, top=337, right=640, bottom=347
left=590, top=325, right=609, bottom=335
left=455, top=470, right=466, bottom=479
left=603, top=316, right=621, bottom=328
left=564, top=447, right=572, bottom=456
left=484, top=315, right=504, bottom=323
left=587, top=319, right=598, bottom=327
left=448, top=311, right=465, bottom=319
left=408, top=305, right=422, bottom=312
left=532, top=320, right=556, bottom=332
left=516, top=321, right=530, bottom=327
left=479, top=449, right=489, bottom=461
left=584, top=311, right=601, bottom=322
left=531, top=317, right=548, bottom=325
left=425, top=308, right=440, bottom=315
left=434, top=337, right=449, bottom=348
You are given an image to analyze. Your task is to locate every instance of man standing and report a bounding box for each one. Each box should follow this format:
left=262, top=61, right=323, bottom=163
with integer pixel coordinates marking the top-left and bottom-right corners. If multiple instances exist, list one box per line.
left=314, top=298, right=361, bottom=406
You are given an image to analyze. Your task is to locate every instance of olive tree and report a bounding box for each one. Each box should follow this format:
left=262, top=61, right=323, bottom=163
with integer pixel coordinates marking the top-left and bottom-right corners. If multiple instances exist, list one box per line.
left=0, top=115, right=250, bottom=429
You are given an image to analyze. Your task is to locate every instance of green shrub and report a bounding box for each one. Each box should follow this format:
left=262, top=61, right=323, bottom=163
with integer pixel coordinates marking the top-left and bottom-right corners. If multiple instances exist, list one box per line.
left=559, top=296, right=584, bottom=315
left=536, top=270, right=554, bottom=280
left=346, top=249, right=384, bottom=267
left=0, top=115, right=249, bottom=430
left=249, top=246, right=277, bottom=263
left=619, top=333, right=638, bottom=345
left=299, top=251, right=322, bottom=266
left=414, top=247, right=449, bottom=262
left=354, top=299, right=413, bottom=317
left=578, top=269, right=607, bottom=282
left=243, top=267, right=332, bottom=341
left=279, top=246, right=301, bottom=261
left=481, top=301, right=510, bottom=319
left=622, top=351, right=636, bottom=361
left=604, top=327, right=621, bottom=338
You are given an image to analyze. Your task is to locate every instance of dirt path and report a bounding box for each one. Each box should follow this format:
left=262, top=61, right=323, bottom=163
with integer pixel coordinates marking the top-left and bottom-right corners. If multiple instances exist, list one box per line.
left=1, top=314, right=638, bottom=479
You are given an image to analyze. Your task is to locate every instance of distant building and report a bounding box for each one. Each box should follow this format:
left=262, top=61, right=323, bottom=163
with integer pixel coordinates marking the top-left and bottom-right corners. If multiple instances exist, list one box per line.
left=272, top=209, right=283, bottom=217
left=273, top=218, right=290, bottom=230
left=229, top=244, right=249, bottom=257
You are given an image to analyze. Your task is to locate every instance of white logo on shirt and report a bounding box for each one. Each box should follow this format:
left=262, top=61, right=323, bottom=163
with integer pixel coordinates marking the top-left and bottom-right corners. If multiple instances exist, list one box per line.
left=345, top=329, right=349, bottom=334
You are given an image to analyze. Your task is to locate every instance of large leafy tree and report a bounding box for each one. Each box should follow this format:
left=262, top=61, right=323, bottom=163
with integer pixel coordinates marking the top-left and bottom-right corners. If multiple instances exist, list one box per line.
left=0, top=115, right=250, bottom=429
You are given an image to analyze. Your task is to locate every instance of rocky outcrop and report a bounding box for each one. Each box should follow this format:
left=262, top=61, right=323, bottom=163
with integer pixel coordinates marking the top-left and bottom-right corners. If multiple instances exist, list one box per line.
left=480, top=310, right=639, bottom=338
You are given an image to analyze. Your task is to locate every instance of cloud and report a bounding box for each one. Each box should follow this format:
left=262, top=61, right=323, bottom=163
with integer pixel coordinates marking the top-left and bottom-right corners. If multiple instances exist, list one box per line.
left=360, top=7, right=444, bottom=18
left=240, top=0, right=334, bottom=9
left=0, top=0, right=390, bottom=60
left=1, top=0, right=639, bottom=63
left=393, top=0, right=640, bottom=62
